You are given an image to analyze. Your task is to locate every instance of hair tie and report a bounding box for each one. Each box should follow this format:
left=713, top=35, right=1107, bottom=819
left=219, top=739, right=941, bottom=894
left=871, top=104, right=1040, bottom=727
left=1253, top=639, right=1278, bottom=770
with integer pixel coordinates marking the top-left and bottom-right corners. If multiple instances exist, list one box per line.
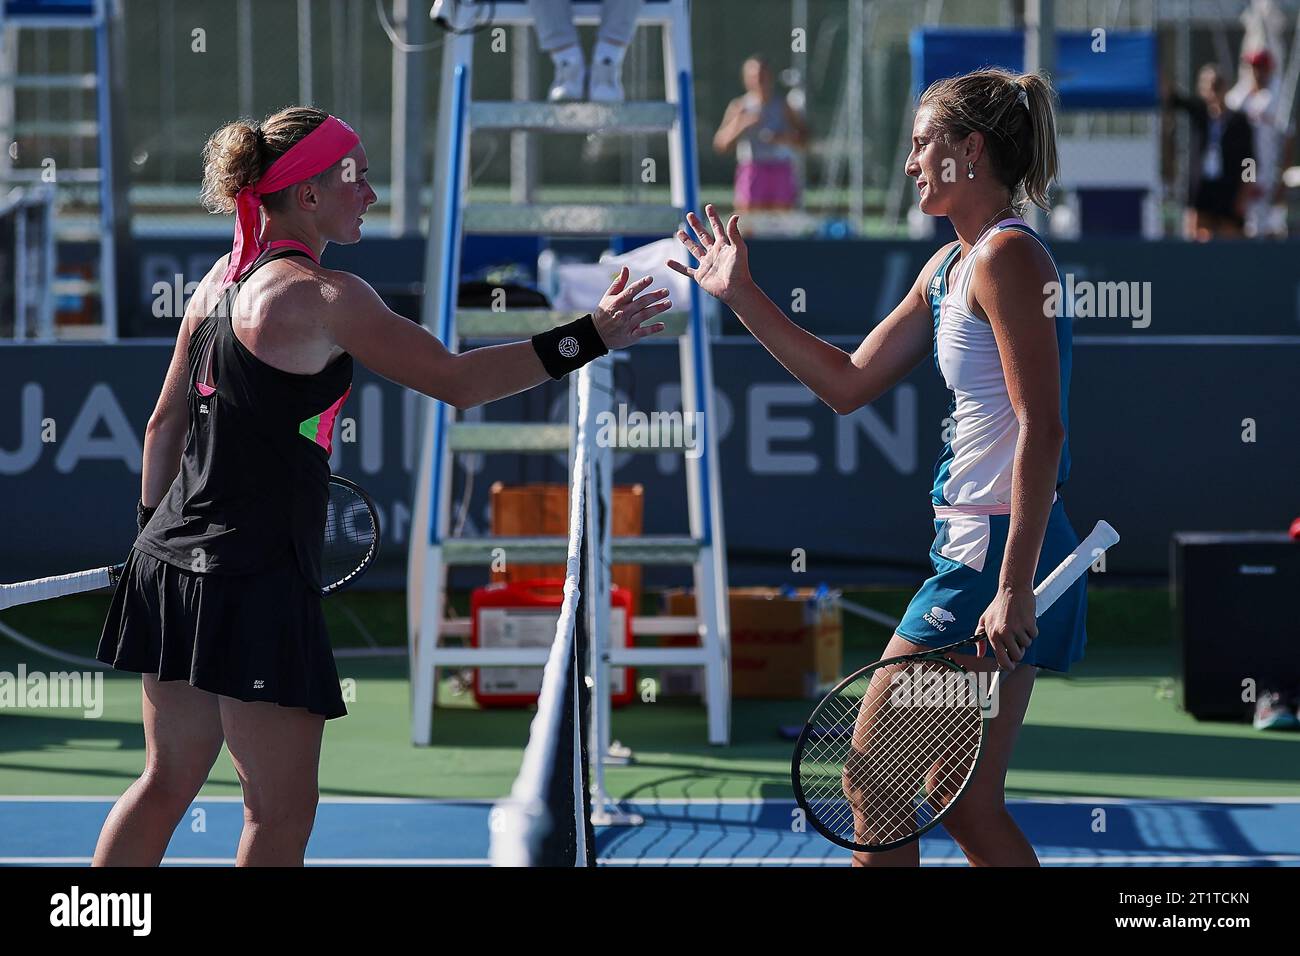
left=1017, top=88, right=1029, bottom=109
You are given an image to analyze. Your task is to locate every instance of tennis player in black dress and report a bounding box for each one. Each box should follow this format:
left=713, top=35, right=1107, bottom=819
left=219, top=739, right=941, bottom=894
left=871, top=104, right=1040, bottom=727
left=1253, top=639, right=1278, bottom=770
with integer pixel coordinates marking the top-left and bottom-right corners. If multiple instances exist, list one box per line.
left=93, top=106, right=670, bottom=865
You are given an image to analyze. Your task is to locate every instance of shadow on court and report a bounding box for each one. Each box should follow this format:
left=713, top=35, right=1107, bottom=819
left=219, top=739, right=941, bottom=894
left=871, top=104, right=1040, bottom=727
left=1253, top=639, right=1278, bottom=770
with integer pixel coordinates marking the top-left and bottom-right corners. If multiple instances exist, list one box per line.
left=1014, top=723, right=1300, bottom=785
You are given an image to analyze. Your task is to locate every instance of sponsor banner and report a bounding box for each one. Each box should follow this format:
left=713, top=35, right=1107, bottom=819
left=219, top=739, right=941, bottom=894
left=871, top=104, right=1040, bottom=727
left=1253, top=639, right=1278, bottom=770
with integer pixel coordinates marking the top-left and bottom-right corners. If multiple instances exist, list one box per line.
left=1, top=337, right=1294, bottom=586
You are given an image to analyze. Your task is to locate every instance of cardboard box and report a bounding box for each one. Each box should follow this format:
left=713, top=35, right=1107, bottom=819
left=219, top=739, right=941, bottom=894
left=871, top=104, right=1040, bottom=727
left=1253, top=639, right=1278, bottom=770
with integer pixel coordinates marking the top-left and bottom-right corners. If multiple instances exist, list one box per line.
left=489, top=482, right=644, bottom=611
left=662, top=587, right=842, bottom=699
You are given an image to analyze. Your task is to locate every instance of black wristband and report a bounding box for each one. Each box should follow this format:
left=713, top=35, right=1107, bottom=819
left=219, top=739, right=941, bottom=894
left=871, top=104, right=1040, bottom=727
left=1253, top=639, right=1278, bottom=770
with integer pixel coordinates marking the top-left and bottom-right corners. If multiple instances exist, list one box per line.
left=137, top=500, right=156, bottom=534
left=530, top=313, right=609, bottom=380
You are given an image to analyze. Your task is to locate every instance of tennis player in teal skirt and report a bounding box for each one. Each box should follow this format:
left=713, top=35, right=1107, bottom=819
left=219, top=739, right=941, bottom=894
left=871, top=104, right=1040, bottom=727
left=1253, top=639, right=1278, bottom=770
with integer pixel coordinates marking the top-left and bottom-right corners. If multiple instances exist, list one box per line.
left=92, top=106, right=670, bottom=866
left=671, top=67, right=1086, bottom=867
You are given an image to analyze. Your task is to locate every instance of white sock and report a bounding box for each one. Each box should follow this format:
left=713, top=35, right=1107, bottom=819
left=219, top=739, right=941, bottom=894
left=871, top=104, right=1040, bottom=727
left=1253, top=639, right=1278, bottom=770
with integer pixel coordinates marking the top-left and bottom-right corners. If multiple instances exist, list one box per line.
left=551, top=45, right=585, bottom=68
left=594, top=39, right=626, bottom=67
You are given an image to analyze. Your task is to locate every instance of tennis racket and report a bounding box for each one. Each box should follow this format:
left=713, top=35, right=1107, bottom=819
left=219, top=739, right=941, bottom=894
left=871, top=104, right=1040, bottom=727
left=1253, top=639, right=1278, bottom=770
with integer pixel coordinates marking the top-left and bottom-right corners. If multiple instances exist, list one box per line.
left=319, top=475, right=381, bottom=595
left=0, top=475, right=381, bottom=610
left=792, top=519, right=1120, bottom=853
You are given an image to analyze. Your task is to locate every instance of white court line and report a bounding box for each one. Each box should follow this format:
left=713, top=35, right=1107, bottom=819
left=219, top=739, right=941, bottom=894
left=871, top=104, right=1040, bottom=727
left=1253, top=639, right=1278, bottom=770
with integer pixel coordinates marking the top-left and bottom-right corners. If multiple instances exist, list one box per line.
left=7, top=854, right=1298, bottom=867
left=0, top=796, right=496, bottom=806
left=597, top=854, right=1300, bottom=866
left=1072, top=335, right=1300, bottom=346
left=590, top=796, right=1300, bottom=805
left=3, top=795, right=1299, bottom=805
left=0, top=857, right=491, bottom=866
left=713, top=334, right=1300, bottom=347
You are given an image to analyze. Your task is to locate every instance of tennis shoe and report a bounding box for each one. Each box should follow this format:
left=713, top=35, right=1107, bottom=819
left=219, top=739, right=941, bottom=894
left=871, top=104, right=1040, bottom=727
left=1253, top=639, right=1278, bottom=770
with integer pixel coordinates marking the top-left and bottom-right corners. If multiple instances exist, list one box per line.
left=1252, top=690, right=1299, bottom=731
left=589, top=57, right=625, bottom=103
left=548, top=57, right=587, bottom=102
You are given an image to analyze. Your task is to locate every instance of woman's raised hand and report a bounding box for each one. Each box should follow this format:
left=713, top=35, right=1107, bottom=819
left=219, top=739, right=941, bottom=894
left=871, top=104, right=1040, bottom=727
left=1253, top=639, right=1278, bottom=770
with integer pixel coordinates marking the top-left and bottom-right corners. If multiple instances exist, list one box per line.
left=666, top=204, right=752, bottom=305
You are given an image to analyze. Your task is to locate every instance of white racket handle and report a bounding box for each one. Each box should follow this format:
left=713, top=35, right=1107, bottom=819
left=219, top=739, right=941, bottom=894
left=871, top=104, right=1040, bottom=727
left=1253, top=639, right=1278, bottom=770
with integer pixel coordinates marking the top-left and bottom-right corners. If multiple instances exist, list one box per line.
left=981, top=520, right=1118, bottom=700
left=1032, top=519, right=1120, bottom=615
left=0, top=566, right=118, bottom=611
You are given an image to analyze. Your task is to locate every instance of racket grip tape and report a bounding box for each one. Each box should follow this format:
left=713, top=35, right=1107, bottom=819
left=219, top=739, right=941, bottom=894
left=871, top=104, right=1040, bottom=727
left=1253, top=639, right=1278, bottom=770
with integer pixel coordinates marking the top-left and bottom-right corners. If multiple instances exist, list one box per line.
left=1032, top=520, right=1119, bottom=617
left=0, top=566, right=118, bottom=611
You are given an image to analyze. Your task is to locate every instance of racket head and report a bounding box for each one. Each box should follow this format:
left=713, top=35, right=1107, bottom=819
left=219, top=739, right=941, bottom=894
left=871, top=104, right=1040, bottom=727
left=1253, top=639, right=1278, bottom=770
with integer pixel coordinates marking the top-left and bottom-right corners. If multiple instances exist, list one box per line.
left=321, top=476, right=381, bottom=596
left=792, top=649, right=989, bottom=853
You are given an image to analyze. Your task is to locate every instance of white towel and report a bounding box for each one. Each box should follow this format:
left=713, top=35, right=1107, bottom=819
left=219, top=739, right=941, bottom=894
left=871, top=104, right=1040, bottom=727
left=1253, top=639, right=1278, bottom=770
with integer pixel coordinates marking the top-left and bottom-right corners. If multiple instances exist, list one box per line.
left=552, top=237, right=693, bottom=314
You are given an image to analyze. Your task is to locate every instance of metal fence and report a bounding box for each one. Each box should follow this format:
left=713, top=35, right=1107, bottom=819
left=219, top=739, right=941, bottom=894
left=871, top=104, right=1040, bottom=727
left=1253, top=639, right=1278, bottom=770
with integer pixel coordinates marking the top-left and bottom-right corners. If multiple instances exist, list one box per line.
left=4, top=1, right=1298, bottom=236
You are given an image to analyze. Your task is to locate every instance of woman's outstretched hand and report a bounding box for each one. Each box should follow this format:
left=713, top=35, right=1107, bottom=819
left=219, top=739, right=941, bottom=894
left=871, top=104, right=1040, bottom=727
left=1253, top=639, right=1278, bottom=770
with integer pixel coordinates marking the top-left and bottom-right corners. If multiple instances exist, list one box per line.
left=666, top=203, right=752, bottom=305
left=592, top=266, right=671, bottom=349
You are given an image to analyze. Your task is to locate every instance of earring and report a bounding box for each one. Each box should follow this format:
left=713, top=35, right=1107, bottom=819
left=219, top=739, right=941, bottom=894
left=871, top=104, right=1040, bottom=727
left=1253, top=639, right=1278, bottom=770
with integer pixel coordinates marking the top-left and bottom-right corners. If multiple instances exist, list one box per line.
left=967, top=162, right=975, bottom=180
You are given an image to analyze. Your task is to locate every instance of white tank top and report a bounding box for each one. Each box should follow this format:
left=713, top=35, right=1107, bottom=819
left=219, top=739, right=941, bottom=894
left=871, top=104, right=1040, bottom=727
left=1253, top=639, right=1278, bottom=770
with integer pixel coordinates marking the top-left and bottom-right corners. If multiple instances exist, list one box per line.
left=927, top=218, right=1072, bottom=508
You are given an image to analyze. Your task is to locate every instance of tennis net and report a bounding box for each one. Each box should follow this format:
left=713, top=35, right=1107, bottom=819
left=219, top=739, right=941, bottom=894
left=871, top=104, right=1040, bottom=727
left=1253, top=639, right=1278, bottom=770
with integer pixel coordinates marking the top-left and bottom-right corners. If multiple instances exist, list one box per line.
left=488, top=366, right=598, bottom=867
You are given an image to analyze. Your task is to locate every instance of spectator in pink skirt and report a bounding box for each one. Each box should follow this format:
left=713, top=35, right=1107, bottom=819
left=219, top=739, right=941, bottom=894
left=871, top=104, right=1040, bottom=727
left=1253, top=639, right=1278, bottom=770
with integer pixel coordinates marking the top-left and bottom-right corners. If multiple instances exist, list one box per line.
left=713, top=55, right=809, bottom=211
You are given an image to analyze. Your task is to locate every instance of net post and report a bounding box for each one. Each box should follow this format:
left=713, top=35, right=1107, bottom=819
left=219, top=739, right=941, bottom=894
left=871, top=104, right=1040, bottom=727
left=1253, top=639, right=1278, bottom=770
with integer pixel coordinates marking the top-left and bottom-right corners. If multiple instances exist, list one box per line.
left=489, top=368, right=596, bottom=865
left=572, top=531, right=592, bottom=866
left=575, top=364, right=599, bottom=863
left=586, top=358, right=611, bottom=822
left=585, top=356, right=641, bottom=827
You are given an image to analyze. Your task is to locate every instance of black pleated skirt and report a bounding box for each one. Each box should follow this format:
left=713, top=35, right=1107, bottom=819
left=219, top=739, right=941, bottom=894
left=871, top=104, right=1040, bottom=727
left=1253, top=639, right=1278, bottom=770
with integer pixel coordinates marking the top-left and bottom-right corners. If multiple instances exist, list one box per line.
left=96, top=547, right=347, bottom=719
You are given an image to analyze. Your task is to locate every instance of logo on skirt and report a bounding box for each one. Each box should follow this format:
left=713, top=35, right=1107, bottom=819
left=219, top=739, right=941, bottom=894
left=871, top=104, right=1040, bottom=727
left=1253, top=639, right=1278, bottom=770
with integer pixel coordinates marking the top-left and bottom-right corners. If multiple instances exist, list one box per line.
left=923, top=606, right=956, bottom=630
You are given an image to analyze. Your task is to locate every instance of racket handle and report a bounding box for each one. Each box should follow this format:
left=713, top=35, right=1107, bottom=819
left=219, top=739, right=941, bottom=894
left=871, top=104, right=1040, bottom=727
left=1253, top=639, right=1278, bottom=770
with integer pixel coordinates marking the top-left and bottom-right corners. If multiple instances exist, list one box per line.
left=1032, top=519, right=1120, bottom=616
left=0, top=564, right=121, bottom=611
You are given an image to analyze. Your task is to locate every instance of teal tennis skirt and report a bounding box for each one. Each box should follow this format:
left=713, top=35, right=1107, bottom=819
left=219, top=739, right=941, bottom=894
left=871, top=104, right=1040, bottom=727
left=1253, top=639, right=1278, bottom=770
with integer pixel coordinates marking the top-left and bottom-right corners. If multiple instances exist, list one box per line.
left=895, top=497, right=1088, bottom=673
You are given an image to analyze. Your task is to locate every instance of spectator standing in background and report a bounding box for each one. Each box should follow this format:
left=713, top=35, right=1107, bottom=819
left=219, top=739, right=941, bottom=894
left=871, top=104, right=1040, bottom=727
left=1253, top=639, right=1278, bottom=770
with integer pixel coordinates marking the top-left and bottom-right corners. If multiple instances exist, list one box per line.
left=713, top=55, right=809, bottom=212
left=1226, top=47, right=1291, bottom=238
left=1163, top=64, right=1255, bottom=241
left=528, top=0, right=642, bottom=103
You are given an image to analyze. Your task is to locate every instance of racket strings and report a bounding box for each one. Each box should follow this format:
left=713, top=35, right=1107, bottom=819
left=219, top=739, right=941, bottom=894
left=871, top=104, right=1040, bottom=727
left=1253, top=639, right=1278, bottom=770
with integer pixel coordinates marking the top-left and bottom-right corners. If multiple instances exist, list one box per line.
left=849, top=724, right=977, bottom=841
left=797, top=658, right=984, bottom=847
left=810, top=721, right=971, bottom=842
left=321, top=482, right=379, bottom=590
left=811, top=696, right=969, bottom=841
left=842, top=683, right=979, bottom=841
left=850, top=705, right=978, bottom=842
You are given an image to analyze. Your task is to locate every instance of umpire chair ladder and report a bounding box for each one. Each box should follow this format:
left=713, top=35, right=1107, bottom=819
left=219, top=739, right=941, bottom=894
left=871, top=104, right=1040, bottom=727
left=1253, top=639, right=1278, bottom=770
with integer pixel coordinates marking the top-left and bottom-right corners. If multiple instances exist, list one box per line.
left=407, top=0, right=732, bottom=773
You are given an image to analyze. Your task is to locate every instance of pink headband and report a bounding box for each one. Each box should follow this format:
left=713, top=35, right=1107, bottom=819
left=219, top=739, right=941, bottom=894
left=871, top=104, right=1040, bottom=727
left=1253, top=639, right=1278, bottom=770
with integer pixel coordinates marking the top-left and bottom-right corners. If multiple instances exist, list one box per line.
left=220, top=115, right=360, bottom=288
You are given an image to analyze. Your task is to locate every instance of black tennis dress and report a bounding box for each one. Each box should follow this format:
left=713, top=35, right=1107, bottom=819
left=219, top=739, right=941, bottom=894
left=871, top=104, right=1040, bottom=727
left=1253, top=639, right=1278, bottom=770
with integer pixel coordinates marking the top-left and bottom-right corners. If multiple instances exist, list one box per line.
left=97, top=247, right=353, bottom=719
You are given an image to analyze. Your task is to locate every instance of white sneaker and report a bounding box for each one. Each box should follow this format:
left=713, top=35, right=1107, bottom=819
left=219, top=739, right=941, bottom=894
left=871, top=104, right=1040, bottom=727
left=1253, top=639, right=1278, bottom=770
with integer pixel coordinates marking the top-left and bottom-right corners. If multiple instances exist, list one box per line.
left=588, top=58, right=625, bottom=103
left=430, top=0, right=454, bottom=28
left=548, top=58, right=587, bottom=102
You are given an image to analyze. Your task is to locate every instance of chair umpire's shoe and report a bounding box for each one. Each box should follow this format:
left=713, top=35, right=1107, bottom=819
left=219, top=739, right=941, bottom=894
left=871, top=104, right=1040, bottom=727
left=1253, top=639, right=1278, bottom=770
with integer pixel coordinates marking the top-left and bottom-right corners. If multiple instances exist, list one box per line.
left=1252, top=690, right=1299, bottom=730
left=548, top=59, right=587, bottom=102
left=430, top=0, right=489, bottom=30
left=589, top=58, right=625, bottom=103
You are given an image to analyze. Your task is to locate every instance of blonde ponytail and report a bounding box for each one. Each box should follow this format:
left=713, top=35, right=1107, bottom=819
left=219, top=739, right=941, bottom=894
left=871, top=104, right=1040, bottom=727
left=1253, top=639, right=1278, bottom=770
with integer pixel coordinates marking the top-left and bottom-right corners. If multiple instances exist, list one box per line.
left=1017, top=72, right=1059, bottom=211
left=919, top=67, right=1061, bottom=212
